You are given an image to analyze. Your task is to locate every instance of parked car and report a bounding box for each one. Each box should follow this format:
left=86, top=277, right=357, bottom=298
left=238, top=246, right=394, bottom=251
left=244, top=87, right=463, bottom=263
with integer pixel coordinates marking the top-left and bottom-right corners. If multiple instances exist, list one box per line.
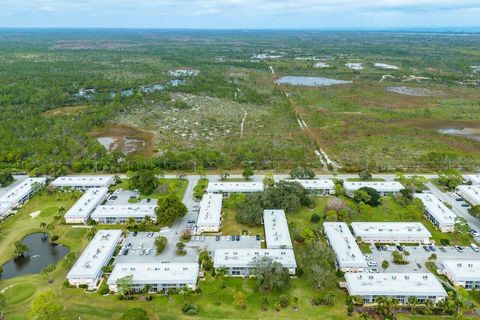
left=455, top=246, right=464, bottom=252
left=429, top=245, right=436, bottom=252
left=122, top=249, right=129, bottom=256
left=396, top=245, right=403, bottom=251
left=470, top=243, right=479, bottom=252
left=375, top=244, right=381, bottom=251
left=423, top=246, right=431, bottom=252
left=139, top=250, right=144, bottom=256
left=188, top=220, right=196, bottom=224
left=364, top=254, right=372, bottom=260
left=256, top=234, right=260, bottom=241
left=145, top=249, right=151, bottom=255
left=137, top=243, right=143, bottom=249
left=215, top=235, right=220, bottom=241
left=201, top=236, right=205, bottom=242
left=235, top=235, right=240, bottom=241
left=381, top=245, right=387, bottom=251
left=470, top=229, right=480, bottom=237
left=439, top=247, right=446, bottom=253
left=461, top=203, right=470, bottom=207
left=370, top=268, right=379, bottom=273
left=368, top=261, right=377, bottom=267
left=455, top=197, right=463, bottom=201
left=195, top=236, right=200, bottom=241
left=231, top=236, right=236, bottom=241
left=133, top=231, right=138, bottom=237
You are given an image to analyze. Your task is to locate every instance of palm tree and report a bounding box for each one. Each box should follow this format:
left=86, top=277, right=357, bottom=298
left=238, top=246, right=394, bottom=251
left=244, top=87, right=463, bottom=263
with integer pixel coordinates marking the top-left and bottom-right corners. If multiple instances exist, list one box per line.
left=40, top=222, right=47, bottom=238
left=407, top=296, right=418, bottom=314
left=13, top=240, right=29, bottom=258
left=144, top=215, right=152, bottom=225
left=216, top=266, right=228, bottom=278
left=260, top=296, right=269, bottom=311
left=58, top=206, right=66, bottom=216
left=116, top=275, right=133, bottom=299
left=359, top=313, right=371, bottom=320
left=126, top=217, right=136, bottom=230
left=424, top=299, right=434, bottom=315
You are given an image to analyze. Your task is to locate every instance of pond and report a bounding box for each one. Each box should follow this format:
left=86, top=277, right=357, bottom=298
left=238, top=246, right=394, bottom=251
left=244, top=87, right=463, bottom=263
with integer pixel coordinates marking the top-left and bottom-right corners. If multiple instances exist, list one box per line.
left=385, top=86, right=441, bottom=97
left=1, top=233, right=69, bottom=279
left=277, top=76, right=352, bottom=87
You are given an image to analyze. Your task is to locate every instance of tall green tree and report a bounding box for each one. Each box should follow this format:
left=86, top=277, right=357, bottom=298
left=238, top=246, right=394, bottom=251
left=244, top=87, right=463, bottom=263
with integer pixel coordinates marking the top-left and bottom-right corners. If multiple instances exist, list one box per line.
left=13, top=240, right=29, bottom=258
left=130, top=170, right=159, bottom=195
left=155, top=195, right=188, bottom=225
left=251, top=256, right=291, bottom=292
left=28, top=291, right=63, bottom=320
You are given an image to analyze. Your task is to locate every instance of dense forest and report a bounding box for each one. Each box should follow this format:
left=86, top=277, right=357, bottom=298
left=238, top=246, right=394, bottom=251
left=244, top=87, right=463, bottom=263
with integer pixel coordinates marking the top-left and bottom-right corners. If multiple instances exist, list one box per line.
left=1, top=30, right=479, bottom=174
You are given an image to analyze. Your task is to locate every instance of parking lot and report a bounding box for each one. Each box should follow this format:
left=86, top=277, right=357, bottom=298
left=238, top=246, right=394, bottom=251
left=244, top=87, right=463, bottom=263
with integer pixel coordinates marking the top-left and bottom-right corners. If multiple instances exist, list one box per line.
left=106, top=189, right=157, bottom=206
left=367, top=244, right=480, bottom=273
left=186, top=235, right=261, bottom=255
left=115, top=231, right=198, bottom=264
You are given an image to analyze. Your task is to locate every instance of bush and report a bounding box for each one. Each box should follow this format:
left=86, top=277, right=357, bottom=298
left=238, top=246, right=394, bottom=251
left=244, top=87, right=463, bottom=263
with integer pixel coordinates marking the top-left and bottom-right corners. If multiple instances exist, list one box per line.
left=182, top=303, right=199, bottom=315
left=98, top=281, right=110, bottom=295
left=440, top=238, right=450, bottom=246
left=310, top=213, right=321, bottom=224
left=50, top=235, right=59, bottom=242
left=102, top=265, right=113, bottom=273
left=79, top=284, right=88, bottom=289
left=63, top=280, right=70, bottom=288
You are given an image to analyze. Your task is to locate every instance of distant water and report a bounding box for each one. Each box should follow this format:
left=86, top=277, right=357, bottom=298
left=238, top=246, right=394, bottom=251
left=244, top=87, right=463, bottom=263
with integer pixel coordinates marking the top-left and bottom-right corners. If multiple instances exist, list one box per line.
left=277, top=76, right=352, bottom=87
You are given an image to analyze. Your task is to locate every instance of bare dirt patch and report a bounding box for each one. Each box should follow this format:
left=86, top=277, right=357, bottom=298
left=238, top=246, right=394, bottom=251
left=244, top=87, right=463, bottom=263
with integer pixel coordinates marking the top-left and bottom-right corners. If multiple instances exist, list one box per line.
left=91, top=124, right=155, bottom=156
left=44, top=105, right=87, bottom=117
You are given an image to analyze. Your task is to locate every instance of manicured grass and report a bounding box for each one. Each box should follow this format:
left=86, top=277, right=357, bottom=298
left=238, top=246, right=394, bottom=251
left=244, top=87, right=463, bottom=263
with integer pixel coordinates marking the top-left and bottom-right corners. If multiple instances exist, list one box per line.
left=358, top=243, right=372, bottom=253
left=221, top=208, right=264, bottom=236
left=113, top=178, right=188, bottom=200
left=2, top=282, right=37, bottom=304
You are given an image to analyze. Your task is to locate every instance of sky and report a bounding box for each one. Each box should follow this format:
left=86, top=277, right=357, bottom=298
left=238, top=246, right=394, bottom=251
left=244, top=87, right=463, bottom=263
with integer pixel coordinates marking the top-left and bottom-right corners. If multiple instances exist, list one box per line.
left=0, top=0, right=479, bottom=30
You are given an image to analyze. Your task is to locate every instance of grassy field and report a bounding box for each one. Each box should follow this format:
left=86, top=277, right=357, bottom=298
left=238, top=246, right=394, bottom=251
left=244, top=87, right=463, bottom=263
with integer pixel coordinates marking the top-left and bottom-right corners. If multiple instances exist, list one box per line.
left=112, top=178, right=188, bottom=200
left=220, top=208, right=264, bottom=237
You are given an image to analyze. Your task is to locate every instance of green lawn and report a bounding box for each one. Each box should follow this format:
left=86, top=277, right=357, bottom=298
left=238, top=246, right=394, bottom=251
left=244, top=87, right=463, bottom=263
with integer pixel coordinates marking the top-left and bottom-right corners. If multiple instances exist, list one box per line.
left=112, top=178, right=188, bottom=200
left=348, top=197, right=471, bottom=246
left=221, top=208, right=264, bottom=236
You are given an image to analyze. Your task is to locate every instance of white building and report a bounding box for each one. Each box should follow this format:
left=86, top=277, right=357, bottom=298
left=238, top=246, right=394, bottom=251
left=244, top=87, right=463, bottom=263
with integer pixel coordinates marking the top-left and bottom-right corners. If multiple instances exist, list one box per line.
left=206, top=181, right=264, bottom=197
left=0, top=202, right=12, bottom=218
left=91, top=203, right=157, bottom=224
left=323, top=222, right=368, bottom=272
left=263, top=209, right=292, bottom=249
left=351, top=222, right=432, bottom=244
left=414, top=193, right=457, bottom=232
left=196, top=193, right=223, bottom=233
left=51, top=175, right=115, bottom=190
left=344, top=181, right=404, bottom=196
left=280, top=179, right=335, bottom=195
left=0, top=177, right=46, bottom=209
left=213, top=248, right=297, bottom=276
left=441, top=260, right=480, bottom=290
left=65, top=188, right=109, bottom=224
left=107, top=263, right=199, bottom=292
left=345, top=273, right=447, bottom=304
left=457, top=185, right=480, bottom=206
left=67, top=230, right=122, bottom=289
left=463, top=174, right=480, bottom=185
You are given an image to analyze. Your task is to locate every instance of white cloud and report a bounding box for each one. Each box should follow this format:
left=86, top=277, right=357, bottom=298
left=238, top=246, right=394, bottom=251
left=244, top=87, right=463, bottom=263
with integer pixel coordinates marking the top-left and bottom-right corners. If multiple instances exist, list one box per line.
left=0, top=0, right=479, bottom=28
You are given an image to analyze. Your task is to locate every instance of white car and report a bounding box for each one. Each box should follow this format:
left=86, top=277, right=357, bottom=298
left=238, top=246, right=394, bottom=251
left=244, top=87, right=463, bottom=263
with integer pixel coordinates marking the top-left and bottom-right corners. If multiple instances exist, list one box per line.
left=137, top=243, right=143, bottom=249
left=368, top=261, right=378, bottom=267
left=385, top=245, right=392, bottom=252
left=370, top=268, right=379, bottom=273
left=471, top=243, right=479, bottom=252
left=364, top=255, right=372, bottom=260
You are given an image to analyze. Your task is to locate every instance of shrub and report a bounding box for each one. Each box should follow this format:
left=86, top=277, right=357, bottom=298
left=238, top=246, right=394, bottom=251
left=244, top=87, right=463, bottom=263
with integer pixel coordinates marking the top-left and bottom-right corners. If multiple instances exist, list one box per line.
left=310, top=213, right=321, bottom=224
left=440, top=239, right=450, bottom=246
left=79, top=284, right=88, bottom=289
left=120, top=308, right=148, bottom=320
left=98, top=281, right=110, bottom=295
left=50, top=235, right=59, bottom=242
left=182, top=303, right=199, bottom=315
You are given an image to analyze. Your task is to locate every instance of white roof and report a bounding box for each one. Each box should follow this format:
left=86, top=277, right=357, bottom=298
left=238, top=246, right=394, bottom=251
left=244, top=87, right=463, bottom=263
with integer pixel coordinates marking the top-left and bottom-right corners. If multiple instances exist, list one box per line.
left=323, top=222, right=368, bottom=269
left=107, top=263, right=199, bottom=285
left=67, top=230, right=122, bottom=279
left=263, top=210, right=292, bottom=249
left=344, top=181, right=404, bottom=193
left=91, top=204, right=157, bottom=219
left=206, top=181, right=264, bottom=193
left=280, top=179, right=334, bottom=190
left=442, top=260, right=480, bottom=281
left=457, top=185, right=480, bottom=205
left=51, top=175, right=115, bottom=188
left=346, top=273, right=447, bottom=297
left=351, top=222, right=432, bottom=239
left=214, top=248, right=297, bottom=269
left=414, top=193, right=456, bottom=226
left=0, top=202, right=12, bottom=217
left=463, top=174, right=480, bottom=185
left=0, top=177, right=46, bottom=205
left=65, top=188, right=109, bottom=220
left=197, top=193, right=223, bottom=226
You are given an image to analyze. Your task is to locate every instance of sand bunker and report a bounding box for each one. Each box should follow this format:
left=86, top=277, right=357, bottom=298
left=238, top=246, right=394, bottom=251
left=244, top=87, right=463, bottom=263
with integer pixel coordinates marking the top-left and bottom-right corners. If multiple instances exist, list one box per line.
left=277, top=76, right=352, bottom=87
left=29, top=211, right=41, bottom=219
